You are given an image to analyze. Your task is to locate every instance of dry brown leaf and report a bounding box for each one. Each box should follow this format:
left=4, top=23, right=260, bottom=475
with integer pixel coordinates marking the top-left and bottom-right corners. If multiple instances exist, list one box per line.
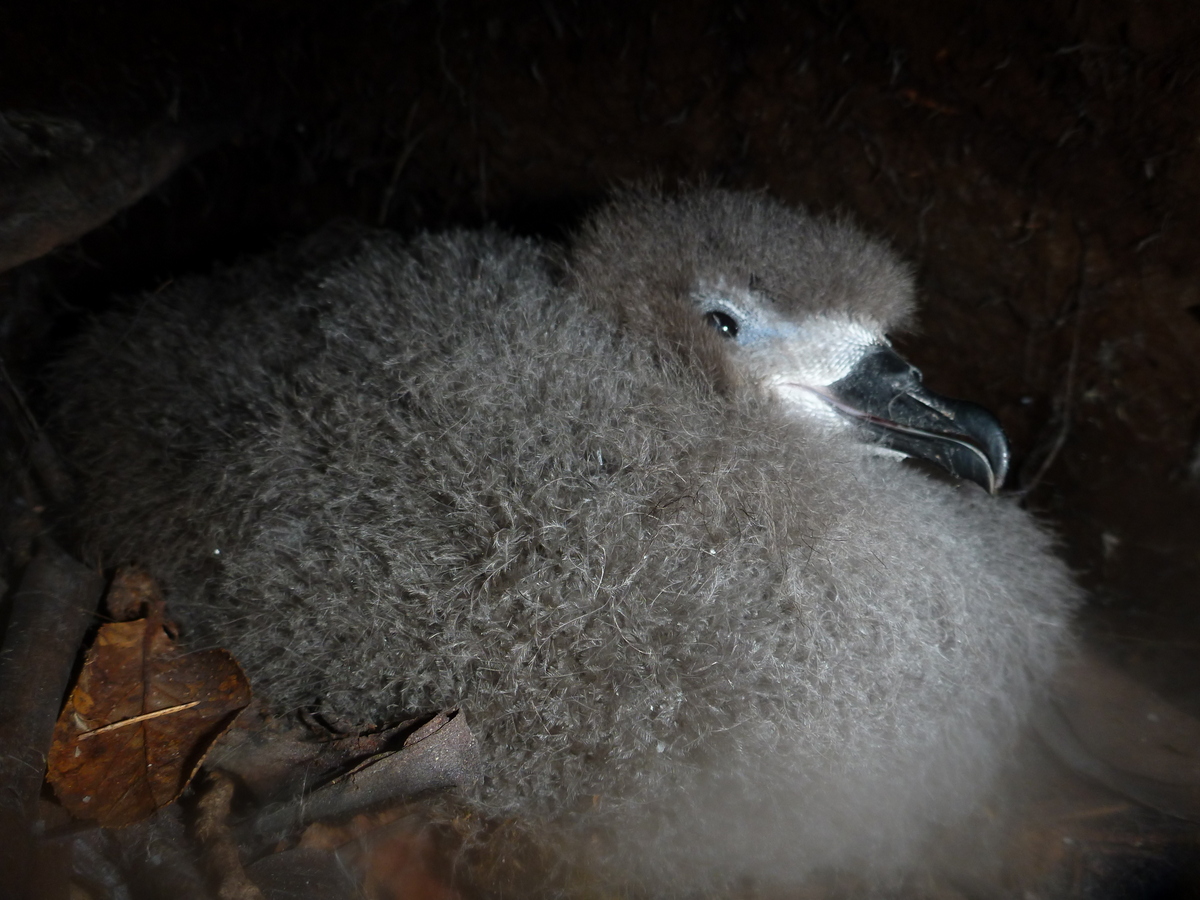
left=1041, top=651, right=1200, bottom=820
left=0, top=115, right=193, bottom=274
left=359, top=826, right=460, bottom=900
left=207, top=702, right=422, bottom=804
left=249, top=710, right=480, bottom=838
left=294, top=815, right=459, bottom=900
left=195, top=771, right=266, bottom=900
left=245, top=846, right=361, bottom=900
left=307, top=711, right=480, bottom=819
left=296, top=810, right=407, bottom=852
left=47, top=615, right=251, bottom=827
left=104, top=565, right=165, bottom=622
left=1054, top=654, right=1200, bottom=785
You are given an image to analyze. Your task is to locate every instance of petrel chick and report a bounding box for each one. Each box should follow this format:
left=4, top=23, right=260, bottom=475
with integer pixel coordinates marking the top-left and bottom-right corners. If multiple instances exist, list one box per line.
left=50, top=189, right=1079, bottom=893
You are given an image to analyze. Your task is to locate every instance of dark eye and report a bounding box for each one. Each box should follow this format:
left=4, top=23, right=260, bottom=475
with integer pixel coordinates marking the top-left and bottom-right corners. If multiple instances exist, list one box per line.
left=704, top=310, right=739, bottom=339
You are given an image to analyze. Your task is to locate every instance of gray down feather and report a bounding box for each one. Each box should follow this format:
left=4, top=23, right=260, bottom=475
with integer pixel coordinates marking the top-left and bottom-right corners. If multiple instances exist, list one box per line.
left=48, top=189, right=1080, bottom=891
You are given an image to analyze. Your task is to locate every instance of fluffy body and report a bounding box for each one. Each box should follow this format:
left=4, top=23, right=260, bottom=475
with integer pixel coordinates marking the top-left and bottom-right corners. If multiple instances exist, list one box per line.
left=50, top=192, right=1079, bottom=890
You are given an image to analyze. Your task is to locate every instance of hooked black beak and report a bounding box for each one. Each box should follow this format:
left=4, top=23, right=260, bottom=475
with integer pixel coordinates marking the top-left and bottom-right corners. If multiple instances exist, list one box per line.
left=822, top=346, right=1010, bottom=493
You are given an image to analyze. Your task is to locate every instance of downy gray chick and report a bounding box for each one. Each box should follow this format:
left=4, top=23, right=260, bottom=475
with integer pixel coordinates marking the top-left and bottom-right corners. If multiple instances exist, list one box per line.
left=49, top=189, right=1080, bottom=891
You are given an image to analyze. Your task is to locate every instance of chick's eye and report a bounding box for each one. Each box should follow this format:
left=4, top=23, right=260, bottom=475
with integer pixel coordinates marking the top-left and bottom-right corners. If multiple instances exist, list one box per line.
left=704, top=310, right=739, bottom=339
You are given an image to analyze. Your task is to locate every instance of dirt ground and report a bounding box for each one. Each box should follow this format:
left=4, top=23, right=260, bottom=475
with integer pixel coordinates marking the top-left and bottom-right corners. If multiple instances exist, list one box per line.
left=3, top=1, right=1200, bottom=897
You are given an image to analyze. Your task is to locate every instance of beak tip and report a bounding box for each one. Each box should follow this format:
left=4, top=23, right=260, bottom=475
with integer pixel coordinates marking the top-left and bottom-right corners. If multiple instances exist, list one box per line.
left=825, top=347, right=1012, bottom=495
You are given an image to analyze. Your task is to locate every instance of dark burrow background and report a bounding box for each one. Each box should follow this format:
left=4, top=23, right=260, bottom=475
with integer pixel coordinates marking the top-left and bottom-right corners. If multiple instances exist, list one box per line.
left=2, top=1, right=1200, bottom=897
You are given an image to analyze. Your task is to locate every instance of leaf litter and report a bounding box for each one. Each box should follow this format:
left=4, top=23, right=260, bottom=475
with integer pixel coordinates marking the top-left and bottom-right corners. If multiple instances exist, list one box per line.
left=46, top=576, right=251, bottom=828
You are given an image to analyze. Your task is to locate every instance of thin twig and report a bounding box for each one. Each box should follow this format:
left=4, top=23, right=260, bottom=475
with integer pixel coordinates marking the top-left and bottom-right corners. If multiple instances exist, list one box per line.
left=79, top=702, right=202, bottom=739
left=1019, top=220, right=1089, bottom=496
